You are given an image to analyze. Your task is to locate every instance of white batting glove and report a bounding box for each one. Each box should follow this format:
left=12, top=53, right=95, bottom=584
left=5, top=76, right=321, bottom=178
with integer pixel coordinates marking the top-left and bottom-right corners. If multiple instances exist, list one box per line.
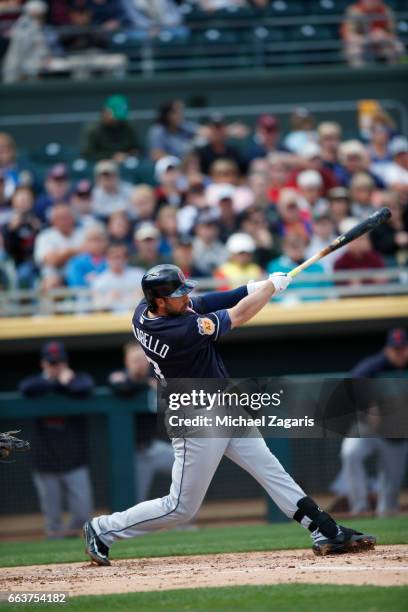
left=269, top=272, right=292, bottom=294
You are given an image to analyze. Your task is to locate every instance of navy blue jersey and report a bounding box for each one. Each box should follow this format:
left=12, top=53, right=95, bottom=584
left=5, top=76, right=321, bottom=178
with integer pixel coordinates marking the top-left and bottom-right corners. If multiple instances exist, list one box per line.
left=132, top=297, right=231, bottom=382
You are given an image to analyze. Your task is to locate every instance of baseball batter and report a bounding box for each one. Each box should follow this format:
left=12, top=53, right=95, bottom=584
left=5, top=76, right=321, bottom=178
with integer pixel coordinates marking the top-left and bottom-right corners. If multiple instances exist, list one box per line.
left=84, top=264, right=375, bottom=565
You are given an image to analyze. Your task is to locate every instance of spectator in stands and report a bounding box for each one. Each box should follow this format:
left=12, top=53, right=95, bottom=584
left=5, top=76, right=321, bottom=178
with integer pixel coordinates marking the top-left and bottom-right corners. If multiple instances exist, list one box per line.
left=334, top=217, right=385, bottom=284
left=208, top=183, right=239, bottom=242
left=214, top=232, right=263, bottom=290
left=266, top=153, right=291, bottom=204
left=2, top=0, right=60, bottom=83
left=283, top=108, right=317, bottom=154
left=70, top=180, right=95, bottom=230
left=196, top=114, right=244, bottom=176
left=318, top=122, right=348, bottom=185
left=90, top=0, right=126, bottom=30
left=373, top=137, right=408, bottom=203
left=245, top=114, right=287, bottom=163
left=55, top=1, right=109, bottom=53
left=34, top=164, right=71, bottom=223
left=0, top=232, right=16, bottom=290
left=247, top=169, right=270, bottom=210
left=305, top=211, right=340, bottom=273
left=91, top=242, right=144, bottom=311
left=367, top=110, right=395, bottom=166
left=172, top=235, right=205, bottom=279
left=156, top=205, right=179, bottom=256
left=51, top=0, right=125, bottom=28
left=208, top=158, right=240, bottom=187
left=4, top=186, right=41, bottom=288
left=91, top=160, right=133, bottom=220
left=267, top=233, right=329, bottom=302
left=81, top=95, right=138, bottom=162
left=129, top=185, right=157, bottom=223
left=286, top=142, right=338, bottom=196
left=296, top=170, right=327, bottom=215
left=238, top=206, right=280, bottom=268
left=197, top=0, right=247, bottom=9
left=130, top=222, right=169, bottom=269
left=275, top=188, right=311, bottom=241
left=34, top=203, right=84, bottom=290
left=147, top=100, right=198, bottom=161
left=192, top=210, right=228, bottom=276
left=338, top=139, right=384, bottom=188
left=327, top=187, right=352, bottom=232
left=0, top=133, right=20, bottom=199
left=154, top=156, right=185, bottom=208
left=350, top=172, right=376, bottom=220
left=370, top=191, right=408, bottom=264
left=108, top=342, right=175, bottom=502
left=0, top=171, right=12, bottom=227
left=177, top=174, right=208, bottom=234
left=339, top=328, right=408, bottom=516
left=66, top=225, right=108, bottom=288
left=120, top=0, right=184, bottom=31
left=19, top=340, right=94, bottom=538
left=107, top=210, right=133, bottom=250
left=342, top=0, right=404, bottom=67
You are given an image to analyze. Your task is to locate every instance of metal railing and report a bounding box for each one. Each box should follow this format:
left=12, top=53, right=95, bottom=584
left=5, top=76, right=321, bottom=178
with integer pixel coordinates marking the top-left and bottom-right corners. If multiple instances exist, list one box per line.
left=0, top=267, right=407, bottom=317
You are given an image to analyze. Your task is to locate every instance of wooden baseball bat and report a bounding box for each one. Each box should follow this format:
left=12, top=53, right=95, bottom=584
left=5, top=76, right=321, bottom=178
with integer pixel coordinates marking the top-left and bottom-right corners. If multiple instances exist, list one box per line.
left=288, top=207, right=392, bottom=279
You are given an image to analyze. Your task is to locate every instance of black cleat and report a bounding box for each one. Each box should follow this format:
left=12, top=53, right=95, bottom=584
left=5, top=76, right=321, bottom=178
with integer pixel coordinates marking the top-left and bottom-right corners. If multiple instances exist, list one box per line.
left=83, top=521, right=111, bottom=566
left=313, top=526, right=376, bottom=556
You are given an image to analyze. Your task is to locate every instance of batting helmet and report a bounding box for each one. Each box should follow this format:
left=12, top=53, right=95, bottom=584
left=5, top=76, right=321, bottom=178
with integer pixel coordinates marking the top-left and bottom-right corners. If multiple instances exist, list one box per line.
left=142, top=264, right=197, bottom=309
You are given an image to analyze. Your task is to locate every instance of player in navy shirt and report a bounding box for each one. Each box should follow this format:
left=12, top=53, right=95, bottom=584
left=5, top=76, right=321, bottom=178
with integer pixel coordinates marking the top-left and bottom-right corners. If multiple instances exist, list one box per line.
left=84, top=264, right=376, bottom=566
left=132, top=293, right=238, bottom=380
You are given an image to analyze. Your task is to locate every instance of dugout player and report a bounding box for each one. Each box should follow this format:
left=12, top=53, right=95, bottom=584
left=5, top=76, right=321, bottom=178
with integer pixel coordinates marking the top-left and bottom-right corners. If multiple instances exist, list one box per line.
left=84, top=265, right=375, bottom=565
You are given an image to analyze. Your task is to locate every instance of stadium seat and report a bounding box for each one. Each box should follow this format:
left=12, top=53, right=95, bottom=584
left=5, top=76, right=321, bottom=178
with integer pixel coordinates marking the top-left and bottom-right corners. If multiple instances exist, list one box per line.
left=249, top=26, right=286, bottom=44
left=289, top=24, right=339, bottom=42
left=266, top=1, right=305, bottom=17
left=192, top=28, right=240, bottom=46
left=310, top=0, right=351, bottom=14
left=133, top=159, right=156, bottom=186
left=154, top=30, right=191, bottom=48
left=70, top=158, right=94, bottom=182
left=29, top=143, right=78, bottom=165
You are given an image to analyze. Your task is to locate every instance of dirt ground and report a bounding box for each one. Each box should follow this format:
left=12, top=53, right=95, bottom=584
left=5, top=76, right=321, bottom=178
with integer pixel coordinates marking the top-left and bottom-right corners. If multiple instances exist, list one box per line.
left=0, top=546, right=407, bottom=596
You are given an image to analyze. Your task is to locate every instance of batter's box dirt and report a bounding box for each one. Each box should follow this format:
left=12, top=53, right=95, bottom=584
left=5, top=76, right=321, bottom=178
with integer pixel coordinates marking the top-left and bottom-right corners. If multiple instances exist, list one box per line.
left=0, top=546, right=407, bottom=596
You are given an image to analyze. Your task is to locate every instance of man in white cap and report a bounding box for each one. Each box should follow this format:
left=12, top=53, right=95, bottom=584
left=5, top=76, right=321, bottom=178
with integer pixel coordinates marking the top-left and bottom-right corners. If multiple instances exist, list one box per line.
left=91, top=160, right=133, bottom=220
left=129, top=222, right=169, bottom=269
left=214, top=232, right=263, bottom=290
left=296, top=169, right=327, bottom=213
left=2, top=1, right=58, bottom=83
left=373, top=137, right=408, bottom=202
left=154, top=156, right=184, bottom=208
left=287, top=142, right=338, bottom=196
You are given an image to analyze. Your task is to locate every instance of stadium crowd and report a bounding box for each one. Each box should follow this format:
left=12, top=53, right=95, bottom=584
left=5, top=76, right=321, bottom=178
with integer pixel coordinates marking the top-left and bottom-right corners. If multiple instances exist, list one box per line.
left=0, top=95, right=407, bottom=309
left=0, top=0, right=405, bottom=82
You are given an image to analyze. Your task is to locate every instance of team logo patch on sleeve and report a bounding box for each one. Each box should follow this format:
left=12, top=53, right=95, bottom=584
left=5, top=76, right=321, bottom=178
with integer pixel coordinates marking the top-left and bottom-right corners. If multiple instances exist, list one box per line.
left=197, top=317, right=216, bottom=336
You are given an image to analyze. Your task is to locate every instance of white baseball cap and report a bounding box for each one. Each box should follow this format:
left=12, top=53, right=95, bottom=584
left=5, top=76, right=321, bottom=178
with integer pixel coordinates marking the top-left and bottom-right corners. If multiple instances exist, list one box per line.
left=390, top=136, right=408, bottom=157
left=297, top=169, right=322, bottom=188
left=226, top=232, right=256, bottom=254
left=339, top=217, right=359, bottom=235
left=134, top=222, right=160, bottom=241
left=300, top=142, right=321, bottom=159
left=205, top=183, right=236, bottom=207
left=155, top=156, right=181, bottom=182
left=24, top=0, right=47, bottom=15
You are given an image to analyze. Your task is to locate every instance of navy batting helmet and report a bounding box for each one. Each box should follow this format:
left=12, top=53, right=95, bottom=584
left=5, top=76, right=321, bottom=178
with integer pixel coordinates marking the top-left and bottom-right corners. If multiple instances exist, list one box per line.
left=142, top=264, right=197, bottom=309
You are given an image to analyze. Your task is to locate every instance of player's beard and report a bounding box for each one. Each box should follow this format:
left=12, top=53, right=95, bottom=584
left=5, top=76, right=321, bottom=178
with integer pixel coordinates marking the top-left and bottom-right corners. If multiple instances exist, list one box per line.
left=164, top=300, right=189, bottom=316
